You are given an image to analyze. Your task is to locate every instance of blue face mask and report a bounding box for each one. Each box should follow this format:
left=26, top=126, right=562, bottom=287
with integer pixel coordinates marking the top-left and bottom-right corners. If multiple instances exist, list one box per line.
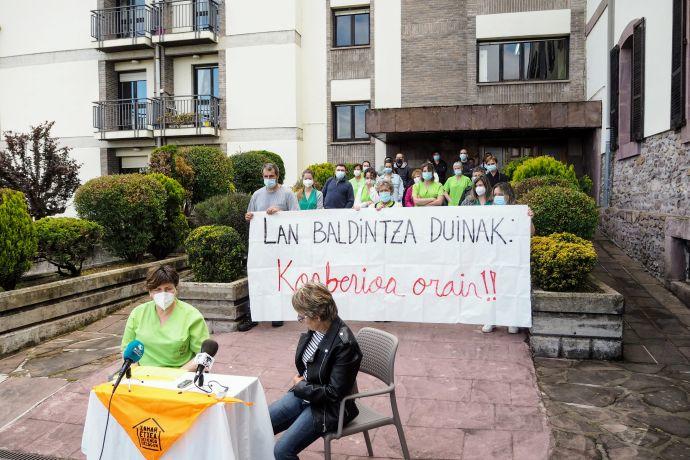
left=379, top=192, right=392, bottom=203
left=486, top=164, right=497, bottom=172
left=264, top=178, right=277, bottom=188
left=422, top=171, right=433, bottom=181
left=433, top=155, right=440, bottom=161
left=493, top=195, right=506, bottom=205
left=335, top=171, right=346, bottom=180
left=383, top=167, right=393, bottom=174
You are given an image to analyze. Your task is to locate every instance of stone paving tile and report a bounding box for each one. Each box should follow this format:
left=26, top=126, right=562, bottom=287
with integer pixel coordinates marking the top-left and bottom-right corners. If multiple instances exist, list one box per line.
left=462, top=429, right=512, bottom=460
left=0, top=376, right=67, bottom=430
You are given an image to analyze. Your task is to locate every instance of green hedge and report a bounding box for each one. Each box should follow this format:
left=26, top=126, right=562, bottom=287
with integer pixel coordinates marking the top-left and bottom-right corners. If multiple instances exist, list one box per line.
left=35, top=217, right=103, bottom=276
left=180, top=146, right=234, bottom=203
left=192, top=192, right=251, bottom=243
left=512, top=175, right=579, bottom=199
left=512, top=156, right=578, bottom=185
left=519, top=186, right=599, bottom=239
left=503, top=157, right=530, bottom=180
left=147, top=173, right=189, bottom=260
left=248, top=150, right=285, bottom=184
left=74, top=174, right=165, bottom=262
left=185, top=225, right=246, bottom=282
left=231, top=151, right=269, bottom=194
left=531, top=232, right=598, bottom=291
left=0, top=189, right=37, bottom=290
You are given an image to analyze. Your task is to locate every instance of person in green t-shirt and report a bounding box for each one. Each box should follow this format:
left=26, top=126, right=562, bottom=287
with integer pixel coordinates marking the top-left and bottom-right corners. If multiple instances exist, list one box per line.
left=412, top=163, right=444, bottom=206
left=461, top=172, right=493, bottom=206
left=121, top=265, right=210, bottom=369
left=349, top=163, right=366, bottom=200
left=293, top=169, right=323, bottom=210
left=444, top=161, right=473, bottom=206
left=375, top=180, right=399, bottom=210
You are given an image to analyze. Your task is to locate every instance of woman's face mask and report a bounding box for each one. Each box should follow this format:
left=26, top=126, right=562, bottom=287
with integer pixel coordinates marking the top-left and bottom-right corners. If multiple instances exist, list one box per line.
left=413, top=177, right=421, bottom=184
left=493, top=195, right=506, bottom=205
left=422, top=171, right=433, bottom=181
left=475, top=186, right=486, bottom=197
left=379, top=192, right=392, bottom=203
left=152, top=291, right=176, bottom=310
left=302, top=178, right=313, bottom=188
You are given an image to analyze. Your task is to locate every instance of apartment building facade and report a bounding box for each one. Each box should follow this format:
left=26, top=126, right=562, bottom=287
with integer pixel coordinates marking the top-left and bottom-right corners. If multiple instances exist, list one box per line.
left=0, top=0, right=600, bottom=190
left=585, top=0, right=690, bottom=301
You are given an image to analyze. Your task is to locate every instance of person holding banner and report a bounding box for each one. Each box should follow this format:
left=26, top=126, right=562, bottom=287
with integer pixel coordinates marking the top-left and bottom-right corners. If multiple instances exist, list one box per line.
left=461, top=173, right=493, bottom=206
left=269, top=282, right=362, bottom=460
left=375, top=180, right=400, bottom=209
left=294, top=169, right=323, bottom=210
left=323, top=164, right=355, bottom=209
left=444, top=161, right=473, bottom=206
left=354, top=168, right=378, bottom=209
left=412, top=163, right=444, bottom=206
left=121, top=265, right=209, bottom=369
left=245, top=162, right=299, bottom=329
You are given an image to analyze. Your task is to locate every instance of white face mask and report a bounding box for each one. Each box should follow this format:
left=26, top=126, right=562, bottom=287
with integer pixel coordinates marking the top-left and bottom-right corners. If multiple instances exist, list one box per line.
left=303, top=179, right=313, bottom=188
left=414, top=177, right=421, bottom=184
left=353, top=170, right=362, bottom=177
left=153, top=292, right=176, bottom=310
left=475, top=186, right=486, bottom=197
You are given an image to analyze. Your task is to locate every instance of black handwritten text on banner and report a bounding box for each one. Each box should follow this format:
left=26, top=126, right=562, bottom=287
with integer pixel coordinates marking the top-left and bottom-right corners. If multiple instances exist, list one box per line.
left=247, top=206, right=532, bottom=326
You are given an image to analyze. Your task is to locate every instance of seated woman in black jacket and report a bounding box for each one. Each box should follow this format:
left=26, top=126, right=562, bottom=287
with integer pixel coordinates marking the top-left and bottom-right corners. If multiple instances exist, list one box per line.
left=269, top=282, right=363, bottom=460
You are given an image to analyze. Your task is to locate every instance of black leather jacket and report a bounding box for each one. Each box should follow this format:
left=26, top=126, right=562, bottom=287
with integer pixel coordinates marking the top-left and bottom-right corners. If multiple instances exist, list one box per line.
left=292, top=317, right=362, bottom=433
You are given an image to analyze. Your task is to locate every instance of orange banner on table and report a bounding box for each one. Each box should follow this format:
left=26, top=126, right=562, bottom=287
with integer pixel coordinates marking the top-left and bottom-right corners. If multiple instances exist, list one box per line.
left=94, top=383, right=250, bottom=460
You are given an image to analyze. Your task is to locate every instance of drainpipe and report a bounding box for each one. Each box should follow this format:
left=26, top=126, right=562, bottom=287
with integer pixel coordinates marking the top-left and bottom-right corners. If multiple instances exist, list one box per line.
left=602, top=0, right=615, bottom=207
left=154, top=43, right=164, bottom=148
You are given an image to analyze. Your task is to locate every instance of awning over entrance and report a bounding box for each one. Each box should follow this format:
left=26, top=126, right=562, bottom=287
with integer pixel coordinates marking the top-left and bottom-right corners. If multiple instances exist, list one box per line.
left=365, top=101, right=602, bottom=142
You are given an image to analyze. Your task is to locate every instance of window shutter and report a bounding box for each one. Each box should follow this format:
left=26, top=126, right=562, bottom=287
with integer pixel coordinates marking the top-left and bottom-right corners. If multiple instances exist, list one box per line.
left=631, top=19, right=645, bottom=142
left=610, top=45, right=620, bottom=150
left=671, top=0, right=686, bottom=130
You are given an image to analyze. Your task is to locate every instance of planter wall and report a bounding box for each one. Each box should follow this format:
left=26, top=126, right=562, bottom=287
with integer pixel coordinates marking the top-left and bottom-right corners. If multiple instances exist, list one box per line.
left=177, top=278, right=248, bottom=333
left=530, top=276, right=625, bottom=360
left=0, top=255, right=188, bottom=357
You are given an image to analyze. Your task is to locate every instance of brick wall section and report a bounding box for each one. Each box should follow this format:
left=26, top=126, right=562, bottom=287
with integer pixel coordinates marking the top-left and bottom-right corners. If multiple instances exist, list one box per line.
left=326, top=0, right=375, bottom=165
left=99, top=149, right=119, bottom=175
left=161, top=51, right=174, bottom=96
left=400, top=0, right=586, bottom=106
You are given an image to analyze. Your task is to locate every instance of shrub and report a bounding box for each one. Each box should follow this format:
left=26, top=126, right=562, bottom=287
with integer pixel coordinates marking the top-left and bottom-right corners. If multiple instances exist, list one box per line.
left=512, top=155, right=578, bottom=185
left=179, top=146, right=234, bottom=203
left=147, top=173, right=189, bottom=260
left=149, top=144, right=195, bottom=210
left=246, top=150, right=285, bottom=184
left=579, top=174, right=594, bottom=195
left=519, top=186, right=599, bottom=239
left=531, top=232, right=598, bottom=291
left=35, top=217, right=104, bottom=276
left=503, top=157, right=530, bottom=180
left=74, top=174, right=165, bottom=262
left=185, top=225, right=247, bottom=282
left=0, top=189, right=37, bottom=290
left=512, top=175, right=579, bottom=198
left=231, top=151, right=270, bottom=194
left=192, top=192, right=251, bottom=243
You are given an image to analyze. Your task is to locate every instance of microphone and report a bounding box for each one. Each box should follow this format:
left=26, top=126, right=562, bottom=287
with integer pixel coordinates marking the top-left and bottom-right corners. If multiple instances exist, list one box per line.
left=112, top=340, right=144, bottom=393
left=193, top=339, right=219, bottom=387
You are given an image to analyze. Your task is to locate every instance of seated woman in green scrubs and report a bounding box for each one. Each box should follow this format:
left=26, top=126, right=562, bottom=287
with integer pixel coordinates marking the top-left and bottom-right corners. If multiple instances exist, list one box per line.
left=460, top=173, right=493, bottom=206
left=121, top=265, right=209, bottom=369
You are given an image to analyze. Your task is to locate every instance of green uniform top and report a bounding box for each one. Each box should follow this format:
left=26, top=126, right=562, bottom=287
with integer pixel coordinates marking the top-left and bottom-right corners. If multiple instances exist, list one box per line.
left=443, top=175, right=473, bottom=206
left=121, top=299, right=209, bottom=368
left=412, top=181, right=444, bottom=203
left=349, top=177, right=366, bottom=199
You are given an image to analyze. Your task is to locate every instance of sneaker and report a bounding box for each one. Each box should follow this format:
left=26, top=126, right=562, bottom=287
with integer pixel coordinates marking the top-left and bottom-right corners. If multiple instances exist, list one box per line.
left=237, top=318, right=258, bottom=332
left=272, top=321, right=284, bottom=328
left=508, top=327, right=519, bottom=334
left=481, top=324, right=495, bottom=333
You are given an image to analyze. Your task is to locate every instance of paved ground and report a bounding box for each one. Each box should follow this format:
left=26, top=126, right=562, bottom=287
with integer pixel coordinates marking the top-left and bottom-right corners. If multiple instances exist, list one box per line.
left=0, top=315, right=547, bottom=459
left=534, top=237, right=690, bottom=459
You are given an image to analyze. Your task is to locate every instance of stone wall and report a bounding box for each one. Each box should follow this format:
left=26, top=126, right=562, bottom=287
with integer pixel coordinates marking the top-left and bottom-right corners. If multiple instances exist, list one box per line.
left=600, top=130, right=690, bottom=279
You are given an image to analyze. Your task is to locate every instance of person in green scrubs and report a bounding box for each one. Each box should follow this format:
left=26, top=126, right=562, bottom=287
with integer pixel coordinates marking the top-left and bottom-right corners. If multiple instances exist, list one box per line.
left=121, top=265, right=209, bottom=369
left=412, top=163, right=444, bottom=206
left=444, top=161, right=473, bottom=206
left=349, top=164, right=366, bottom=200
left=375, top=181, right=399, bottom=210
left=460, top=173, right=493, bottom=206
left=294, top=169, right=323, bottom=210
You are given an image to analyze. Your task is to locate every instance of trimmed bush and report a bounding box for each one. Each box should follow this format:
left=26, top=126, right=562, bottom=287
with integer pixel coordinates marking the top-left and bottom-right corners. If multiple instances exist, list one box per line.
left=192, top=192, right=251, bottom=243
left=503, top=157, right=530, bottom=180
left=512, top=175, right=579, bottom=198
left=179, top=146, right=234, bottom=203
left=0, top=189, right=37, bottom=290
left=147, top=173, right=189, bottom=260
left=35, top=217, right=104, bottom=276
left=519, top=186, right=599, bottom=239
left=579, top=174, right=594, bottom=195
left=74, top=174, right=166, bottom=262
left=512, top=155, right=578, bottom=185
left=531, top=232, right=598, bottom=291
left=185, top=225, right=247, bottom=282
left=246, top=150, right=285, bottom=184
left=231, top=151, right=270, bottom=194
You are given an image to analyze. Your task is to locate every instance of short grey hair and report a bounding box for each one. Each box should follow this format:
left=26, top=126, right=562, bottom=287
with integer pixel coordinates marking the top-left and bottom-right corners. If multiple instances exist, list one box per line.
left=262, top=162, right=280, bottom=179
left=291, top=282, right=338, bottom=322
left=453, top=161, right=462, bottom=169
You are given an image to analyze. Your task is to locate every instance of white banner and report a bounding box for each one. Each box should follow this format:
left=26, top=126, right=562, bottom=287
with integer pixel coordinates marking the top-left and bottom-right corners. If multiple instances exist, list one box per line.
left=247, top=206, right=532, bottom=327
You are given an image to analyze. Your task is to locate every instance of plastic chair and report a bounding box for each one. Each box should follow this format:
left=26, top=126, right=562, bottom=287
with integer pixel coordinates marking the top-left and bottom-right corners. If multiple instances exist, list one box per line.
left=323, top=327, right=410, bottom=459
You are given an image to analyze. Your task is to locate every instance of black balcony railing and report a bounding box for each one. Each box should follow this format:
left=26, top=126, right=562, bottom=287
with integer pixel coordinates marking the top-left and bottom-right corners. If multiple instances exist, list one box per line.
left=153, top=0, right=220, bottom=35
left=153, top=95, right=221, bottom=129
left=94, top=96, right=220, bottom=132
left=93, top=99, right=153, bottom=132
left=91, top=5, right=153, bottom=41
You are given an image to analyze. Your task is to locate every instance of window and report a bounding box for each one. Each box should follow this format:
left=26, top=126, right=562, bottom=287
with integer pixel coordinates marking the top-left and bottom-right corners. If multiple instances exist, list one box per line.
left=118, top=73, right=147, bottom=130
left=333, top=9, right=370, bottom=47
left=333, top=103, right=369, bottom=141
left=670, top=0, right=686, bottom=130
left=194, top=65, right=219, bottom=97
left=478, top=38, right=569, bottom=83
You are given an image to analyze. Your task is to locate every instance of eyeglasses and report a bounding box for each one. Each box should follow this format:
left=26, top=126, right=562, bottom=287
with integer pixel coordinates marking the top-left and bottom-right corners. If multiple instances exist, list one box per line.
left=297, top=314, right=306, bottom=323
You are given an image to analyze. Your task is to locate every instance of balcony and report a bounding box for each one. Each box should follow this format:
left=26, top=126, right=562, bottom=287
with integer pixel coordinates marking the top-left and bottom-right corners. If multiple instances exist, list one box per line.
left=153, top=95, right=220, bottom=137
left=91, top=5, right=154, bottom=51
left=93, top=96, right=220, bottom=139
left=152, top=0, right=220, bottom=45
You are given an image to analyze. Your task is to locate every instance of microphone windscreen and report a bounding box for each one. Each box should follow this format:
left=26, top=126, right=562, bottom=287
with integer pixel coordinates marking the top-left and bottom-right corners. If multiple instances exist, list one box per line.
left=123, top=340, right=145, bottom=363
left=200, top=339, right=219, bottom=357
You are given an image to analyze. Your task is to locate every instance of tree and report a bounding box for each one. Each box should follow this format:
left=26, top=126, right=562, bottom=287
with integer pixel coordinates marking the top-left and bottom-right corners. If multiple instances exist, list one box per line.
left=0, top=122, right=81, bottom=219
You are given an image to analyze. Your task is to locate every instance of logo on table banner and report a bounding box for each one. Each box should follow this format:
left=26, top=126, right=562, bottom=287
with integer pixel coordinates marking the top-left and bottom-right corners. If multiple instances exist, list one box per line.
left=133, top=418, right=164, bottom=452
